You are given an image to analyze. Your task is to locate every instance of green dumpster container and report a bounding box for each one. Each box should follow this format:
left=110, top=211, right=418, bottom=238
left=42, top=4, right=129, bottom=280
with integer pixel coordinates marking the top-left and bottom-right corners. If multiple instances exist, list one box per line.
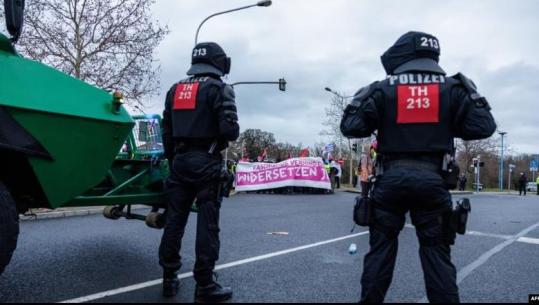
left=0, top=33, right=135, bottom=209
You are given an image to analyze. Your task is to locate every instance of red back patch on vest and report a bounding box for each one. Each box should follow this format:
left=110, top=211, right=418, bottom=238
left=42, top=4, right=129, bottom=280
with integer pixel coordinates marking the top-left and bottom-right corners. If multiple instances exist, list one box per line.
left=397, top=84, right=440, bottom=124
left=173, top=82, right=200, bottom=110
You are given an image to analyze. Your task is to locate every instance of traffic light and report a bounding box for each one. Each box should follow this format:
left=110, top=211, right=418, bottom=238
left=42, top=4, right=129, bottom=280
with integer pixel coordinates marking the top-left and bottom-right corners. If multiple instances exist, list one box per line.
left=279, top=78, right=287, bottom=92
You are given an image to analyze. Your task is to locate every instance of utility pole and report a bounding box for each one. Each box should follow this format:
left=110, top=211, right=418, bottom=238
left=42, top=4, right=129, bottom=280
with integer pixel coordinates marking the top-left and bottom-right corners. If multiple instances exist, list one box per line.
left=508, top=164, right=515, bottom=192
left=194, top=1, right=272, bottom=45
left=473, top=155, right=482, bottom=192
left=193, top=0, right=273, bottom=167
left=498, top=132, right=507, bottom=191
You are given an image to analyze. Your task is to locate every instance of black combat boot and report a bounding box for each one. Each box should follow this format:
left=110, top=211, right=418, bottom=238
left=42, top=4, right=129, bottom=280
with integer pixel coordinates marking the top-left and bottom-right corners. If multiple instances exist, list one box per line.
left=162, top=270, right=180, bottom=297
left=194, top=281, right=233, bottom=303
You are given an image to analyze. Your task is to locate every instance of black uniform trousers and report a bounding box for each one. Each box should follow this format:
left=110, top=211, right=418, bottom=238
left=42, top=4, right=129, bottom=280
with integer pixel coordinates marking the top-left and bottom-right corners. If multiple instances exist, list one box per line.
left=519, top=184, right=527, bottom=196
left=159, top=151, right=223, bottom=286
left=360, top=166, right=460, bottom=303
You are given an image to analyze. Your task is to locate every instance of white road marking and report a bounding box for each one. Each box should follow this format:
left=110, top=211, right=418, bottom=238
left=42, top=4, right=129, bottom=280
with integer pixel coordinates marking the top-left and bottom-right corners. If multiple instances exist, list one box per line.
left=418, top=221, right=539, bottom=303
left=59, top=231, right=370, bottom=303
left=464, top=231, right=512, bottom=240
left=517, top=236, right=539, bottom=245
left=457, top=221, right=539, bottom=282
left=61, top=223, right=539, bottom=303
left=406, top=223, right=517, bottom=241
left=404, top=224, right=415, bottom=229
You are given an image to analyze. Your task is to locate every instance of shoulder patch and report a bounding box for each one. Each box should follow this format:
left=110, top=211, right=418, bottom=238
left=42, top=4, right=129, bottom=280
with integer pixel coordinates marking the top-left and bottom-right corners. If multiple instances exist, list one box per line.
left=351, top=81, right=378, bottom=107
left=452, top=73, right=482, bottom=99
left=222, top=84, right=236, bottom=101
left=452, top=73, right=490, bottom=109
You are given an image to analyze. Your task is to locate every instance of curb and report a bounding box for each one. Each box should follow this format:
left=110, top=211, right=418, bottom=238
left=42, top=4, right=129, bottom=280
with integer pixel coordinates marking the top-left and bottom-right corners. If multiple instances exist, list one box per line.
left=20, top=208, right=106, bottom=221
left=341, top=189, right=474, bottom=196
left=19, top=193, right=242, bottom=222
left=19, top=206, right=148, bottom=221
left=467, top=191, right=539, bottom=195
left=452, top=191, right=474, bottom=195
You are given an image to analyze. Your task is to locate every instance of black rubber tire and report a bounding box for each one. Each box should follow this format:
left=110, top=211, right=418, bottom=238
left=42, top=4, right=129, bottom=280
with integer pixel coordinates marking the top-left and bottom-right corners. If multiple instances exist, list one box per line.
left=145, top=212, right=165, bottom=230
left=0, top=181, right=19, bottom=276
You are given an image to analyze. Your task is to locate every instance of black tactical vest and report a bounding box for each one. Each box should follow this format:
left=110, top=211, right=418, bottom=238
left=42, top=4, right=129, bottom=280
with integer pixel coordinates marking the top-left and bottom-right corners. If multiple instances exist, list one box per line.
left=171, top=76, right=222, bottom=139
left=376, top=73, right=459, bottom=154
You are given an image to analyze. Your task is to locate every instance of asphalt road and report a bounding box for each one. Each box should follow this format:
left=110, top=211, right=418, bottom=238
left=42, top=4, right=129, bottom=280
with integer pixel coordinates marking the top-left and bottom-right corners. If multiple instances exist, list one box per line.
left=0, top=192, right=538, bottom=303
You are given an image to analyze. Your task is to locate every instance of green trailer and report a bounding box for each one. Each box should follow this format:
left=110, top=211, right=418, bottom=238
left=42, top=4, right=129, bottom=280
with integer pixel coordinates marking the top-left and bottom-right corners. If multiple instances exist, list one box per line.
left=0, top=2, right=170, bottom=275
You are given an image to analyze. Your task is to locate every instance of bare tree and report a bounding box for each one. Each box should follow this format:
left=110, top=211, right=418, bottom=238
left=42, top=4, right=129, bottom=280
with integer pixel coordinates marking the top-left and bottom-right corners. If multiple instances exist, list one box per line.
left=236, top=129, right=276, bottom=161
left=12, top=0, right=168, bottom=105
left=456, top=138, right=501, bottom=188
left=321, top=93, right=374, bottom=185
left=0, top=7, right=8, bottom=35
left=228, top=129, right=306, bottom=162
left=320, top=94, right=348, bottom=154
left=456, top=139, right=497, bottom=173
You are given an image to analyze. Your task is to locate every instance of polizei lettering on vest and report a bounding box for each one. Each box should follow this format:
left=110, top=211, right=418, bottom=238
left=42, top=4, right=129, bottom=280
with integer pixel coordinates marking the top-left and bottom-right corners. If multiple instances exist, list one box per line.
left=180, top=76, right=210, bottom=84
left=388, top=74, right=446, bottom=86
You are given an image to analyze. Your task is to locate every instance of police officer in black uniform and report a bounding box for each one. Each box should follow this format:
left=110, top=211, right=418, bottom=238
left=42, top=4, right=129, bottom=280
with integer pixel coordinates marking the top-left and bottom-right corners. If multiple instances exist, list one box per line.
left=159, top=42, right=239, bottom=303
left=341, top=31, right=496, bottom=303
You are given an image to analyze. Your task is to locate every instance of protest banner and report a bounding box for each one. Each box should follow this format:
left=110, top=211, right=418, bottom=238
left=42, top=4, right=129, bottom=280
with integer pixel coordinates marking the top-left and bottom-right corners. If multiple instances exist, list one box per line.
left=235, top=157, right=332, bottom=192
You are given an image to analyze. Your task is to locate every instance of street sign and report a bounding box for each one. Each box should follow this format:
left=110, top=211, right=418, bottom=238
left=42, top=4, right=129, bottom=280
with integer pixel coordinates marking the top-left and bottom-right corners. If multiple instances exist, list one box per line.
left=531, top=159, right=538, bottom=171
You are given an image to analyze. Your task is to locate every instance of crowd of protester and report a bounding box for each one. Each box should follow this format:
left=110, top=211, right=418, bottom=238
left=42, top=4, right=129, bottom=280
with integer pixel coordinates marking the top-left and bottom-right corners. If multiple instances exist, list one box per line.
left=229, top=141, right=379, bottom=195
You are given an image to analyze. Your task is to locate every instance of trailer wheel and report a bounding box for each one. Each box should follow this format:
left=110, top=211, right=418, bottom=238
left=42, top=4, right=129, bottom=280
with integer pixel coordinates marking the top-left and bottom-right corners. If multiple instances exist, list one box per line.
left=145, top=212, right=165, bottom=229
left=0, top=181, right=19, bottom=276
left=103, top=206, right=121, bottom=220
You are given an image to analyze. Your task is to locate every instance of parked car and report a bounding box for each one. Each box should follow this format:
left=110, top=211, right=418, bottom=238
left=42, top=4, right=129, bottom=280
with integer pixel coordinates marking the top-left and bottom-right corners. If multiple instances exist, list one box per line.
left=527, top=182, right=538, bottom=192
left=472, top=183, right=484, bottom=191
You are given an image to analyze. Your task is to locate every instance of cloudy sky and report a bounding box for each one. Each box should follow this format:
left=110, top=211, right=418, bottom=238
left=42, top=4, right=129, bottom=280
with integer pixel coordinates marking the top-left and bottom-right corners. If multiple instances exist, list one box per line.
left=143, top=0, right=539, bottom=154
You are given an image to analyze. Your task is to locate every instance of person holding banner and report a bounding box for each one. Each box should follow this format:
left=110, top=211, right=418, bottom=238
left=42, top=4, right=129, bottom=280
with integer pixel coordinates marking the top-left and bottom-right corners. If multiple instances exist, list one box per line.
left=359, top=143, right=374, bottom=198
left=331, top=159, right=342, bottom=189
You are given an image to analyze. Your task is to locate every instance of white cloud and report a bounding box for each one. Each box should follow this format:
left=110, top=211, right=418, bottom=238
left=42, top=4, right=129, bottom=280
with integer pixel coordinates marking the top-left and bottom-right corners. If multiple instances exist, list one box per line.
left=142, top=0, right=539, bottom=154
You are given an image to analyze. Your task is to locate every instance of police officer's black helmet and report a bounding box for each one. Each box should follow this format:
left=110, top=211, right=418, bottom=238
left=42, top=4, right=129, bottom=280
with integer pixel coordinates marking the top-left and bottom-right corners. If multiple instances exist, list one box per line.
left=187, top=42, right=231, bottom=77
left=381, top=31, right=445, bottom=75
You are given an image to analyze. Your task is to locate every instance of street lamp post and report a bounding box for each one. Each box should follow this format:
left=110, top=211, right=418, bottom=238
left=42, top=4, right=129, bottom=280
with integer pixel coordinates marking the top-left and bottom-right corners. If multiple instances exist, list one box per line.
left=195, top=0, right=272, bottom=45
left=231, top=79, right=287, bottom=91
left=225, top=80, right=286, bottom=164
left=192, top=0, right=272, bottom=166
left=499, top=131, right=507, bottom=191
left=324, top=87, right=356, bottom=100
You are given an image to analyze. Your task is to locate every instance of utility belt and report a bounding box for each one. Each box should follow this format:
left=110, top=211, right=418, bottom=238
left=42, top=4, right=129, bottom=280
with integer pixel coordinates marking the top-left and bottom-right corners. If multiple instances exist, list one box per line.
left=353, top=153, right=470, bottom=242
left=174, top=140, right=221, bottom=156
left=378, top=154, right=459, bottom=190
left=383, top=159, right=440, bottom=173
